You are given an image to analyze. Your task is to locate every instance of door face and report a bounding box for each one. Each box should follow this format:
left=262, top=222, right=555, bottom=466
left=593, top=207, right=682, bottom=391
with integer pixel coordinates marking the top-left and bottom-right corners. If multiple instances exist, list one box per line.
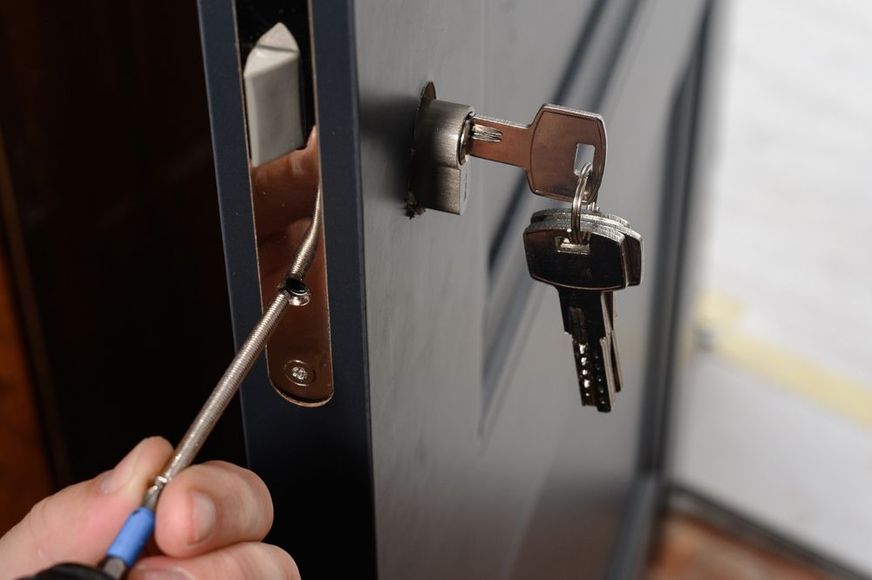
left=198, top=0, right=710, bottom=578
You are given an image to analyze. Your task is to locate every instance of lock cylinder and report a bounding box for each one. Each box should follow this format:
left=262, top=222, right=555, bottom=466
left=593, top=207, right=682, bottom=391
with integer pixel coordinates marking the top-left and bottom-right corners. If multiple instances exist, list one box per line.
left=409, top=83, right=473, bottom=215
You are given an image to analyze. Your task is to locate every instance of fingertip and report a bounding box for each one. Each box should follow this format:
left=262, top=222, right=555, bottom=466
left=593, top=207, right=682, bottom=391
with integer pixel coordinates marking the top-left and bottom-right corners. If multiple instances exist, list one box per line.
left=133, top=542, right=299, bottom=580
left=137, top=436, right=174, bottom=464
left=259, top=543, right=301, bottom=580
left=97, top=437, right=171, bottom=497
left=129, top=556, right=194, bottom=580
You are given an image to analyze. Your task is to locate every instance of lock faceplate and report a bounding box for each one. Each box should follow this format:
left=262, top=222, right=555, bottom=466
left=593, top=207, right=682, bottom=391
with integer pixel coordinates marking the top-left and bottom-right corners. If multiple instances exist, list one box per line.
left=244, top=23, right=333, bottom=407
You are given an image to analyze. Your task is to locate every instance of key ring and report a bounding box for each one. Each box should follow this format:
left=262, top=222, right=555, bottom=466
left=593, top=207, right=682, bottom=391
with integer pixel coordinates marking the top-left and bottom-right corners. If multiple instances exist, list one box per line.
left=570, top=162, right=597, bottom=245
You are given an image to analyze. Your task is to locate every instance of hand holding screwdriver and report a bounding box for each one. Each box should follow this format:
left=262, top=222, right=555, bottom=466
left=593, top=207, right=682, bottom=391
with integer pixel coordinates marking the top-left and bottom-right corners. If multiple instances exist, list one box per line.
left=4, top=268, right=311, bottom=580
left=1, top=437, right=298, bottom=579
left=2, top=136, right=321, bottom=579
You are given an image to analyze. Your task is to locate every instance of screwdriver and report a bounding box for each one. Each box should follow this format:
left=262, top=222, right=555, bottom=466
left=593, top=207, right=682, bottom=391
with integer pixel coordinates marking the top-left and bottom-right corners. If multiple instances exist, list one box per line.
left=24, top=190, right=323, bottom=580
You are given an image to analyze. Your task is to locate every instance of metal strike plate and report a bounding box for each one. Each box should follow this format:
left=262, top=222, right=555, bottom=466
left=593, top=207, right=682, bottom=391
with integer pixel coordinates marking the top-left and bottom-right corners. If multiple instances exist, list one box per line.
left=244, top=23, right=333, bottom=406
left=409, top=82, right=473, bottom=215
left=258, top=222, right=333, bottom=407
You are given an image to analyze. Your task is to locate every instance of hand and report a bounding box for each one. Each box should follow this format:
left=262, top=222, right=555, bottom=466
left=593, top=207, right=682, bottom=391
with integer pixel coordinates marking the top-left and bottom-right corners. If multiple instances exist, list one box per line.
left=0, top=437, right=300, bottom=579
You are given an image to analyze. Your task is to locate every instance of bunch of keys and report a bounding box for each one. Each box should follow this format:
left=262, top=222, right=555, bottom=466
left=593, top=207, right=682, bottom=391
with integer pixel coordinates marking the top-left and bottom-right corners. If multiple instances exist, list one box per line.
left=522, top=164, right=642, bottom=412
left=465, top=106, right=642, bottom=412
left=410, top=92, right=643, bottom=411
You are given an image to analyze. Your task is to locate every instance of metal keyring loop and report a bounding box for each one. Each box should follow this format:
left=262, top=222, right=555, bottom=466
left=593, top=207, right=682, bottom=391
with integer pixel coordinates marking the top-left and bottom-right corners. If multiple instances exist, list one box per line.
left=570, top=163, right=597, bottom=245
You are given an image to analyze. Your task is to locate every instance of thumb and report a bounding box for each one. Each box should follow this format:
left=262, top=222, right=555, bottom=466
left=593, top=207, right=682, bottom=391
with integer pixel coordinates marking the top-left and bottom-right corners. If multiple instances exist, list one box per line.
left=0, top=437, right=172, bottom=578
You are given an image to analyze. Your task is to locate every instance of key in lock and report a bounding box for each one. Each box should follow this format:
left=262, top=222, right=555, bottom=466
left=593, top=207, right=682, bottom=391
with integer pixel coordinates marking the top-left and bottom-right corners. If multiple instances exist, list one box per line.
left=409, top=82, right=606, bottom=214
left=408, top=84, right=642, bottom=412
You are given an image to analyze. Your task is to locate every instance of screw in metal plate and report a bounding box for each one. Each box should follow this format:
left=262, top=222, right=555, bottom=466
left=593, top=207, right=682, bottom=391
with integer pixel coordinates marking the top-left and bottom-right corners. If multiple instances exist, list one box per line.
left=284, top=279, right=311, bottom=307
left=284, top=359, right=316, bottom=386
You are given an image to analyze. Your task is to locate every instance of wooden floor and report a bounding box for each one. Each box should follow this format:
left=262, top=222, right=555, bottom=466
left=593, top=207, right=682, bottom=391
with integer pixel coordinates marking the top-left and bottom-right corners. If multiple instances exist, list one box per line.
left=647, top=514, right=829, bottom=580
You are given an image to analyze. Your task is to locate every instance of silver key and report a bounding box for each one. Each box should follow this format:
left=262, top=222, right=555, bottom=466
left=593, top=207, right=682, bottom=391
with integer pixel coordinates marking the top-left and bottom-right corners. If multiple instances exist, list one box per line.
left=602, top=291, right=623, bottom=395
left=468, top=105, right=607, bottom=202
left=523, top=208, right=641, bottom=411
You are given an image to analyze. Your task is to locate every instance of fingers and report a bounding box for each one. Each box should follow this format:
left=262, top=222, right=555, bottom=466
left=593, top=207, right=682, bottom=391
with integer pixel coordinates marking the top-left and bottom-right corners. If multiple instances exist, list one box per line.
left=0, top=437, right=172, bottom=577
left=131, top=542, right=299, bottom=580
left=154, top=461, right=273, bottom=558
left=0, top=437, right=281, bottom=580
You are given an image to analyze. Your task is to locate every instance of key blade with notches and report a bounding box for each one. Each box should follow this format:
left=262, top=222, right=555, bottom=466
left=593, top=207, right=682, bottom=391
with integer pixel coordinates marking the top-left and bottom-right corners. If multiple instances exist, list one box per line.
left=468, top=105, right=606, bottom=202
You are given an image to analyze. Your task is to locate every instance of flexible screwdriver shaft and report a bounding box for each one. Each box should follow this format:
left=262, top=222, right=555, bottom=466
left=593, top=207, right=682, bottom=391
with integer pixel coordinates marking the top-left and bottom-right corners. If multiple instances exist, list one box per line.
left=96, top=292, right=292, bottom=578
left=98, top=189, right=324, bottom=579
left=142, top=291, right=290, bottom=509
left=145, top=187, right=322, bottom=509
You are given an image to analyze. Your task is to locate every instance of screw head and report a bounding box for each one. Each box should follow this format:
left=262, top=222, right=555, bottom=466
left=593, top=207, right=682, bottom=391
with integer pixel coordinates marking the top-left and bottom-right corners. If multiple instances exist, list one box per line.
left=284, top=359, right=315, bottom=386
left=285, top=279, right=311, bottom=307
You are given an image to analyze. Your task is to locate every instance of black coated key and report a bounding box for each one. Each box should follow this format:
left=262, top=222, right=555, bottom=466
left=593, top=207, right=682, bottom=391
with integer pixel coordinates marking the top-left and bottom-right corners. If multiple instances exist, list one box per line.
left=523, top=208, right=641, bottom=411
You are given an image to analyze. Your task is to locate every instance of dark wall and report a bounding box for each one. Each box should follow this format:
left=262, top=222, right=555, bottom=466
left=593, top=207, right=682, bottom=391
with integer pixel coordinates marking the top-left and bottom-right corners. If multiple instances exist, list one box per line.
left=0, top=0, right=243, bottom=486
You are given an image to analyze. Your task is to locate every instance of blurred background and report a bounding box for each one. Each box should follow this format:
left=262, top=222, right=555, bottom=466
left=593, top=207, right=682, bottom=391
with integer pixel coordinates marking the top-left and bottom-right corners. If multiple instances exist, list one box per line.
left=0, top=0, right=870, bottom=578
left=651, top=0, right=872, bottom=577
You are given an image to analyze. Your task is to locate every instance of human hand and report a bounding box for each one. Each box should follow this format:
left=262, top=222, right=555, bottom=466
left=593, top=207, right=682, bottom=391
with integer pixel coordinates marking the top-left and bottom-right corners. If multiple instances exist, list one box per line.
left=0, top=437, right=299, bottom=579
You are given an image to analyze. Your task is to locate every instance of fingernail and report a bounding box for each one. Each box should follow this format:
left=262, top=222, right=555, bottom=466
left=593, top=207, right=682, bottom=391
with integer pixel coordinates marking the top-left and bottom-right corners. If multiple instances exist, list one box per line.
left=190, top=491, right=217, bottom=544
left=100, top=440, right=147, bottom=495
left=134, top=566, right=192, bottom=580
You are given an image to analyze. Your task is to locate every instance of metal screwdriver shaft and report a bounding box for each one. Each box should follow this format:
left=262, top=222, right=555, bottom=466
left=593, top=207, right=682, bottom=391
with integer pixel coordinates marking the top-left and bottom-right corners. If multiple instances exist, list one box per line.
left=147, top=188, right=323, bottom=507
left=95, top=292, right=292, bottom=579
left=142, top=291, right=291, bottom=509
left=97, top=294, right=297, bottom=579
left=97, top=189, right=323, bottom=579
